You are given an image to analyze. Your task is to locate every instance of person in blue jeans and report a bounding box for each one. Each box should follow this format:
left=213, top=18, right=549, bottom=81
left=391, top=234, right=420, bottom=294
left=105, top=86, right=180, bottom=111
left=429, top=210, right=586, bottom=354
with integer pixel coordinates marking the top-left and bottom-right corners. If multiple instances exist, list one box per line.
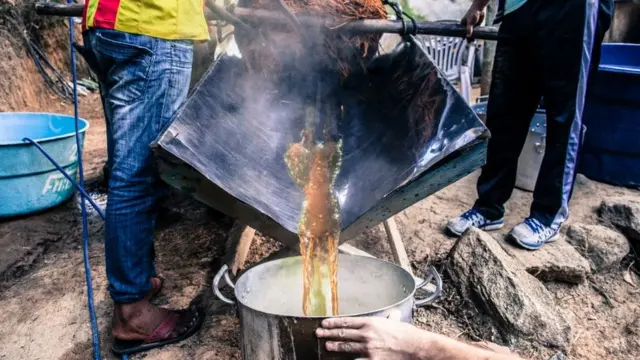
left=447, top=0, right=612, bottom=250
left=79, top=0, right=209, bottom=355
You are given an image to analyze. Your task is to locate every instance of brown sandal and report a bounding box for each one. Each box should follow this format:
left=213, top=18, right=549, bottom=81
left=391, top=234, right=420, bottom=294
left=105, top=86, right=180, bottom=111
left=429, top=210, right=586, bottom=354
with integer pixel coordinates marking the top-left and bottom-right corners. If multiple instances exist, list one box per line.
left=111, top=304, right=204, bottom=355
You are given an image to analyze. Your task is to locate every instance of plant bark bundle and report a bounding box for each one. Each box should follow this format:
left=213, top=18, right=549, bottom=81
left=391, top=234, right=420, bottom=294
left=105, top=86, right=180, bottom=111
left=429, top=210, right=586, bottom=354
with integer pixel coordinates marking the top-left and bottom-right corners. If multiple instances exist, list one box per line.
left=235, top=0, right=387, bottom=78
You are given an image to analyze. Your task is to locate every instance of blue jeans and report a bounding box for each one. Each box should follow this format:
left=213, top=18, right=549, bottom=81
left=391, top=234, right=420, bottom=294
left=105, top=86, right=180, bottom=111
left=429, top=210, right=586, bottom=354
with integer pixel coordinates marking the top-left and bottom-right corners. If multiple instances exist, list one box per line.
left=82, top=29, right=193, bottom=303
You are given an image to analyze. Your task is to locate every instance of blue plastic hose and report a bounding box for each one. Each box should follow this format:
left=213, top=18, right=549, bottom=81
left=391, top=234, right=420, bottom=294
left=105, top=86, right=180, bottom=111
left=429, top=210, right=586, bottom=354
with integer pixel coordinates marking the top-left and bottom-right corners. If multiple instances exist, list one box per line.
left=67, top=9, right=102, bottom=358
left=23, top=6, right=105, bottom=360
left=68, top=6, right=102, bottom=359
left=24, top=137, right=113, bottom=360
left=26, top=7, right=146, bottom=360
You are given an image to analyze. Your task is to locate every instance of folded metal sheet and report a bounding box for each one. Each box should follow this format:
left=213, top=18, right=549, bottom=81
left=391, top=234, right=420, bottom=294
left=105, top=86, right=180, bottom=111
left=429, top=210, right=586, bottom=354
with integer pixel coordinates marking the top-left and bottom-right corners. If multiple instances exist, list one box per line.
left=154, top=37, right=487, bottom=234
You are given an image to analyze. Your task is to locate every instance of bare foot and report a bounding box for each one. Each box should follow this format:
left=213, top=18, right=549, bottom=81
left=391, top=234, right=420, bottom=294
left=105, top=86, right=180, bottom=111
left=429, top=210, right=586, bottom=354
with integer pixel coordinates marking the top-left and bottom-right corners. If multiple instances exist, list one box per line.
left=147, top=276, right=164, bottom=300
left=111, top=277, right=165, bottom=340
left=113, top=299, right=172, bottom=341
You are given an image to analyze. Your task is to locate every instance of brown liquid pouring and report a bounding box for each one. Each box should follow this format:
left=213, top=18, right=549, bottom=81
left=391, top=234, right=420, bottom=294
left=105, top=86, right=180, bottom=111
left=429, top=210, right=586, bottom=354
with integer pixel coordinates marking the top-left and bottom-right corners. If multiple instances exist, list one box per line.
left=285, top=109, right=342, bottom=317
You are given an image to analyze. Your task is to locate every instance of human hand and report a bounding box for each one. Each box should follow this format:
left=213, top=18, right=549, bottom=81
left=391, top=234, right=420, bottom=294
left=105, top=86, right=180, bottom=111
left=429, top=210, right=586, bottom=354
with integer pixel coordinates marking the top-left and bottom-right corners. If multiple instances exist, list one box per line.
left=460, top=5, right=486, bottom=38
left=316, top=310, right=428, bottom=360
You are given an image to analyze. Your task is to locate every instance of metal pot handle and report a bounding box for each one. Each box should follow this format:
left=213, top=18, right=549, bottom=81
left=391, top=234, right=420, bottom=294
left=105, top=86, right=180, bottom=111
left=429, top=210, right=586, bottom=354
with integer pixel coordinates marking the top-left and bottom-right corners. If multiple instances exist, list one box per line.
left=224, top=269, right=236, bottom=289
left=414, top=266, right=443, bottom=307
left=213, top=264, right=235, bottom=305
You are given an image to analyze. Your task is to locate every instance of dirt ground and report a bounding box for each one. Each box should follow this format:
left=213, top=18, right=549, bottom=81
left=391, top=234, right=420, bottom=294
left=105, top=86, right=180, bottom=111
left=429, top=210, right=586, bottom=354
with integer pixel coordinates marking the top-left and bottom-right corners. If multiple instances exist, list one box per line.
left=1, top=90, right=639, bottom=360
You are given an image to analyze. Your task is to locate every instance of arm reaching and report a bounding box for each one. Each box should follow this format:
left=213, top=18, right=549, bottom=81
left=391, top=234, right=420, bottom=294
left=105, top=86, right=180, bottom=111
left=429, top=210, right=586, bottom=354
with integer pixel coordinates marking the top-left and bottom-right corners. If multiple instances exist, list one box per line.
left=316, top=311, right=524, bottom=360
left=461, top=0, right=492, bottom=38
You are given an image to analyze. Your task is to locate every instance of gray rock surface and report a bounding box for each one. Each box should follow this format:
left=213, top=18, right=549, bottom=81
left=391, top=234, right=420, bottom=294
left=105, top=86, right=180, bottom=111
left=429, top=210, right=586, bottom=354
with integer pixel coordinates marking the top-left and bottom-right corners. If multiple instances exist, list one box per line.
left=566, top=223, right=630, bottom=272
left=573, top=174, right=596, bottom=190
left=598, top=198, right=640, bottom=244
left=447, top=228, right=572, bottom=349
left=626, top=315, right=640, bottom=336
left=548, top=352, right=568, bottom=360
left=501, top=237, right=590, bottom=284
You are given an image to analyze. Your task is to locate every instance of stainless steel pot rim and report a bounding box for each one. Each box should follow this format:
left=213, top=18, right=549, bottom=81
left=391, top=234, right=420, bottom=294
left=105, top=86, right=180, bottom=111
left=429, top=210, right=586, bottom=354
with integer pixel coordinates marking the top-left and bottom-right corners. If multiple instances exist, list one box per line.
left=213, top=254, right=443, bottom=317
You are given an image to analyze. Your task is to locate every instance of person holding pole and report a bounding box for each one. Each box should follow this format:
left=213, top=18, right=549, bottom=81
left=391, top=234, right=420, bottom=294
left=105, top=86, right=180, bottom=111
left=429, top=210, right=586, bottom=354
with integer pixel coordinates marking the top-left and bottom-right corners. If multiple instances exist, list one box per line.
left=79, top=0, right=209, bottom=355
left=447, top=0, right=612, bottom=250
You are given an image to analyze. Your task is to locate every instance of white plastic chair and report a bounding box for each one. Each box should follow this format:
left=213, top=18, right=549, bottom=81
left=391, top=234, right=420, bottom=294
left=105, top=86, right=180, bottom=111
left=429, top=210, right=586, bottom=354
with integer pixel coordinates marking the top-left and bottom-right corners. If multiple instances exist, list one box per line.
left=414, top=34, right=476, bottom=103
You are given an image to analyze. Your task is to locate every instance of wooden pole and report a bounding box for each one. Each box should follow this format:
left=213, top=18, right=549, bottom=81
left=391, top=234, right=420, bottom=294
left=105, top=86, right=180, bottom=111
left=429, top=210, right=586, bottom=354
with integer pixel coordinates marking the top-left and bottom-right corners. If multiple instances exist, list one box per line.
left=223, top=222, right=256, bottom=276
left=383, top=217, right=414, bottom=276
left=34, top=3, right=504, bottom=41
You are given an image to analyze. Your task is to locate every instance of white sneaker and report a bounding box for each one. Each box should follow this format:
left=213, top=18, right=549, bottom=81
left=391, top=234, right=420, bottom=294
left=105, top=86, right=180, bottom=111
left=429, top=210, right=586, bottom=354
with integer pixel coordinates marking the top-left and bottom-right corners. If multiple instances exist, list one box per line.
left=510, top=217, right=559, bottom=250
left=446, top=209, right=505, bottom=236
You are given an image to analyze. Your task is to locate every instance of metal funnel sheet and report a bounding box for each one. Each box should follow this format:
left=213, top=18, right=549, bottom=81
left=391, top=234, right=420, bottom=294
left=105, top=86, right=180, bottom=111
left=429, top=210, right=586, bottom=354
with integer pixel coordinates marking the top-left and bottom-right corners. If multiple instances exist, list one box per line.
left=154, top=38, right=487, bottom=233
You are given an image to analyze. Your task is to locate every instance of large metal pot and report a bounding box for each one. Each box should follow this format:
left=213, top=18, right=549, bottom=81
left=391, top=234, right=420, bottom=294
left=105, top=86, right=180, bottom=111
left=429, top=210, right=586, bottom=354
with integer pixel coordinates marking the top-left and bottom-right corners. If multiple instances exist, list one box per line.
left=213, top=254, right=442, bottom=360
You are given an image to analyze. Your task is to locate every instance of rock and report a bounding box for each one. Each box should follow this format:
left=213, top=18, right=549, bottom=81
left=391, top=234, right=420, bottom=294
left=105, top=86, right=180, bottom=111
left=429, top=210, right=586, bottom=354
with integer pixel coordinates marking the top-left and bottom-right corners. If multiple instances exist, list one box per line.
left=448, top=228, right=572, bottom=349
left=598, top=198, right=640, bottom=266
left=501, top=237, right=590, bottom=284
left=598, top=198, right=640, bottom=244
left=574, top=174, right=596, bottom=189
left=566, top=223, right=630, bottom=271
left=549, top=352, right=568, bottom=360
left=626, top=316, right=640, bottom=336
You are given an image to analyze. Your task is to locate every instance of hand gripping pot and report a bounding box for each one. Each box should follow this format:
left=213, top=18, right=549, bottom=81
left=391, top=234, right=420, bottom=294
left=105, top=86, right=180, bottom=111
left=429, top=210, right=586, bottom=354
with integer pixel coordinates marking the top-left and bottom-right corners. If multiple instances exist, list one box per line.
left=213, top=254, right=443, bottom=360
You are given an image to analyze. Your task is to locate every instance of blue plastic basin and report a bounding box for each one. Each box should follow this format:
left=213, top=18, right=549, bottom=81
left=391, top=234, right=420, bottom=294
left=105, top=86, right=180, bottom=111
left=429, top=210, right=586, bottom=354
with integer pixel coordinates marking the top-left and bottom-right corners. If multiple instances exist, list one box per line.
left=0, top=113, right=89, bottom=217
left=580, top=43, right=640, bottom=186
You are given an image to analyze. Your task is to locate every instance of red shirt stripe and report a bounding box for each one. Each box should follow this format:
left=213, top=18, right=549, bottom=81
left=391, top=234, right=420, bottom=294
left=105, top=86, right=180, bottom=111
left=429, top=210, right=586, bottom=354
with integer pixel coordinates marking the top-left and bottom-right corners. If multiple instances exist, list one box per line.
left=92, top=0, right=121, bottom=30
left=81, top=1, right=89, bottom=31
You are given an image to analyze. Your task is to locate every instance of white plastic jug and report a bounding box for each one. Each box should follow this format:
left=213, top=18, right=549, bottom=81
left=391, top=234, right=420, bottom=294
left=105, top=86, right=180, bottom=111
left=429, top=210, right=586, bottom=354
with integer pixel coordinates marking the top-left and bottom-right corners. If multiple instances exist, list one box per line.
left=515, top=112, right=546, bottom=192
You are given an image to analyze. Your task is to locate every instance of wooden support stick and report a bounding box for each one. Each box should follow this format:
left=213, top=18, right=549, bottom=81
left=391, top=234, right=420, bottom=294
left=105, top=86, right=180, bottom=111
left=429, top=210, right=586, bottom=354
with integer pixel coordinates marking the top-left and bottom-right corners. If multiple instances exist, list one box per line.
left=383, top=217, right=413, bottom=276
left=224, top=221, right=256, bottom=276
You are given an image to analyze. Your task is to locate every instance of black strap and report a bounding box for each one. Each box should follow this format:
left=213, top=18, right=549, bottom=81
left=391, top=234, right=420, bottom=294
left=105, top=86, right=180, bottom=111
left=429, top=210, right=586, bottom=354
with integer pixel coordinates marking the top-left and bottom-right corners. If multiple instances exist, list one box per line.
left=381, top=0, right=418, bottom=36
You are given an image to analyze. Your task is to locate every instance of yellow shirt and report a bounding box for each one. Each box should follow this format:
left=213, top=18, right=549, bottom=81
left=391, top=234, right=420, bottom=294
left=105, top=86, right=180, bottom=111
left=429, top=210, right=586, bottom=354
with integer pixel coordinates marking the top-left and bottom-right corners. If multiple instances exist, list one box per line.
left=83, top=0, right=209, bottom=41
